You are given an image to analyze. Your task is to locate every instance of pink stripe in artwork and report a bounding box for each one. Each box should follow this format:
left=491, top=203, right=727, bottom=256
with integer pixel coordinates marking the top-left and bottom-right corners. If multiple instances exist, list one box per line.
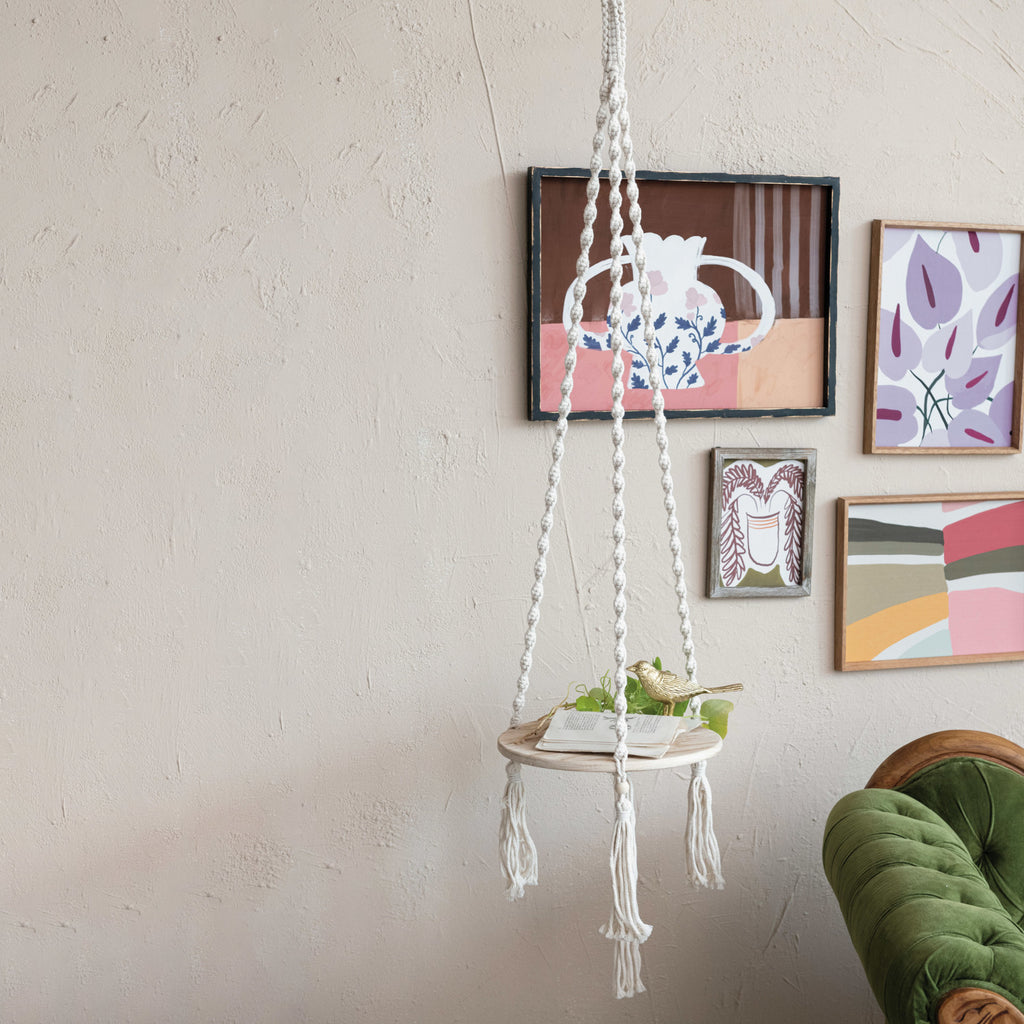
left=948, top=588, right=1024, bottom=656
left=943, top=501, right=1024, bottom=563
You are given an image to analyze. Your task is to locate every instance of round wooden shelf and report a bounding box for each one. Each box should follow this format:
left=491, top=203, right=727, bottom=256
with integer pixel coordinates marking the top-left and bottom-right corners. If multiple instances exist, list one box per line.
left=497, top=719, right=723, bottom=773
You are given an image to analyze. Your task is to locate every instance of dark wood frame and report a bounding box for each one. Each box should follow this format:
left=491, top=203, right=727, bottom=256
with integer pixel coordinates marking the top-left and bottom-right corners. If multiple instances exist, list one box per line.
left=864, top=219, right=1024, bottom=454
left=528, top=167, right=840, bottom=421
left=835, top=492, right=1024, bottom=671
left=864, top=730, right=1024, bottom=1024
left=707, top=447, right=816, bottom=598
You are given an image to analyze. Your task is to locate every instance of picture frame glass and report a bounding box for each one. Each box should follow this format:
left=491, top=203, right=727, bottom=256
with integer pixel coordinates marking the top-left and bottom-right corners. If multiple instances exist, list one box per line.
left=867, top=222, right=1024, bottom=452
left=530, top=170, right=838, bottom=420
left=837, top=494, right=1024, bottom=670
left=709, top=448, right=816, bottom=599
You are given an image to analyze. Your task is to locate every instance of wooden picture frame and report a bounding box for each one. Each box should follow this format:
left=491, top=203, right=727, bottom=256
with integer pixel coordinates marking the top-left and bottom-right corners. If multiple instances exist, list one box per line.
left=529, top=168, right=840, bottom=420
left=707, top=448, right=816, bottom=598
left=865, top=220, right=1024, bottom=453
left=835, top=493, right=1024, bottom=671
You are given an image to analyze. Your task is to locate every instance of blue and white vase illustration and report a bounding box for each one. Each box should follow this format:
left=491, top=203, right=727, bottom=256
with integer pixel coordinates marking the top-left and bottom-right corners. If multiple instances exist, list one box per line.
left=563, top=232, right=776, bottom=390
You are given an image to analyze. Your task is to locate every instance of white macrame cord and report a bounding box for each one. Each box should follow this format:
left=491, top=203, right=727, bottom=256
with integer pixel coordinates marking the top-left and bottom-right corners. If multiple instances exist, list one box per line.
left=497, top=2, right=613, bottom=906
left=498, top=0, right=724, bottom=999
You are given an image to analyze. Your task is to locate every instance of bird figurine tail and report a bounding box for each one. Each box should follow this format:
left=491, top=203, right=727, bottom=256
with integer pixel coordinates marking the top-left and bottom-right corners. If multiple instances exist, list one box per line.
left=499, top=759, right=538, bottom=900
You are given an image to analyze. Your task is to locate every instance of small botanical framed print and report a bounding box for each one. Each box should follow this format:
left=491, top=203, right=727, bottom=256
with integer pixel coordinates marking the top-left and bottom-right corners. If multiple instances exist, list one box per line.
left=865, top=220, right=1024, bottom=453
left=836, top=493, right=1024, bottom=670
left=707, top=448, right=816, bottom=598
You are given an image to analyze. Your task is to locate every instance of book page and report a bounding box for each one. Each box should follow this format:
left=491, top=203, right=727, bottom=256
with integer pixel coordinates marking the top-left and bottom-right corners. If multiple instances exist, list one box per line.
left=543, top=709, right=679, bottom=743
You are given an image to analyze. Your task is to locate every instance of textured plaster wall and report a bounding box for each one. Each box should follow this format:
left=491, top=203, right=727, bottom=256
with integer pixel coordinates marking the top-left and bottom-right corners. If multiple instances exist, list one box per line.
left=1, top=1, right=1023, bottom=1021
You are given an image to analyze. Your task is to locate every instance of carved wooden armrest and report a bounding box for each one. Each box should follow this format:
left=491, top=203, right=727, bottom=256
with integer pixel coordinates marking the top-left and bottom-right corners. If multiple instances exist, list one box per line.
left=938, top=989, right=1024, bottom=1024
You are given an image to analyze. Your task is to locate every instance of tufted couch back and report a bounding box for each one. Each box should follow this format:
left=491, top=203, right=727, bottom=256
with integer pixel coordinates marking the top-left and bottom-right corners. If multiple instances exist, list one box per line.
left=824, top=731, right=1024, bottom=1024
left=896, top=757, right=1024, bottom=928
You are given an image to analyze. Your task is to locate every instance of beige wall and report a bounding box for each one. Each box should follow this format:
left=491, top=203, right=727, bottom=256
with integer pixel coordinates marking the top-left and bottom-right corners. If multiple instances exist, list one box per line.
left=1, top=1, right=1022, bottom=1020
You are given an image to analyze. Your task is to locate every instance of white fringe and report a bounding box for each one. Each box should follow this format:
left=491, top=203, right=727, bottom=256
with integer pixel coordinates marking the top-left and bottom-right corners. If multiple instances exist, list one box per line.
left=611, top=938, right=645, bottom=999
left=686, top=759, right=724, bottom=890
left=599, top=781, right=652, bottom=998
left=498, top=760, right=538, bottom=900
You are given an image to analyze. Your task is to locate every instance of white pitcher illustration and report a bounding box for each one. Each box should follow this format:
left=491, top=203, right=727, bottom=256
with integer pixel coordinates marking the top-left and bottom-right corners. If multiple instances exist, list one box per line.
left=562, top=232, right=776, bottom=390
left=737, top=489, right=789, bottom=567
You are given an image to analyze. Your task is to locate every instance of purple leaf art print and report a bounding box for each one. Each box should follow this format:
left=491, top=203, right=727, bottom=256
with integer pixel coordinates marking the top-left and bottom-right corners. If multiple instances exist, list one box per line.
left=875, top=225, right=1022, bottom=449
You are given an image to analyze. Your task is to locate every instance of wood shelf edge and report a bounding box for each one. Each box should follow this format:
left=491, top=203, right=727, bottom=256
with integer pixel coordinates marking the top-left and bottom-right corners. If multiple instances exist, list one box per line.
left=497, top=719, right=723, bottom=774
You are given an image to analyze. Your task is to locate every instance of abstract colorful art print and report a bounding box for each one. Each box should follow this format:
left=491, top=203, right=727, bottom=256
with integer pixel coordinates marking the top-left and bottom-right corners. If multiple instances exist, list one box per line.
left=708, top=448, right=816, bottom=598
left=835, top=494, right=1024, bottom=671
left=528, top=168, right=839, bottom=420
left=865, top=220, right=1024, bottom=453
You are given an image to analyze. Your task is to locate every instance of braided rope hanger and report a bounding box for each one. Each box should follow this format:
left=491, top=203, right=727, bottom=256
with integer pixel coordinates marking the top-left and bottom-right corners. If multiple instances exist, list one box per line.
left=499, top=0, right=723, bottom=999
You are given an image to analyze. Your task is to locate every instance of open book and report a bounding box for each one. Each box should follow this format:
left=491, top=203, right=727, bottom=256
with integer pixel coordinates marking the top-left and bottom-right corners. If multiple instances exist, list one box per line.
left=536, top=709, right=700, bottom=758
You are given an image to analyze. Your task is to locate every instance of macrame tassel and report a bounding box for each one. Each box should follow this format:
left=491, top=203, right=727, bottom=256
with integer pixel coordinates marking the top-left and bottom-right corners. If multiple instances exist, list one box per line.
left=600, top=780, right=652, bottom=998
left=686, top=759, right=724, bottom=890
left=611, top=937, right=644, bottom=1000
left=499, top=760, right=538, bottom=900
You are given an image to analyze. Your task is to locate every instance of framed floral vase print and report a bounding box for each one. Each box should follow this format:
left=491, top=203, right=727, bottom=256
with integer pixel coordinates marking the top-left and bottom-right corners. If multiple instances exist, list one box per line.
left=529, top=168, right=839, bottom=420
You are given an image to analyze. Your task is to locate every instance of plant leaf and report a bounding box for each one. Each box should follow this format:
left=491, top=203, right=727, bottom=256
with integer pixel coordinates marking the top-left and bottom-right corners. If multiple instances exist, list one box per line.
left=700, top=698, right=734, bottom=739
left=977, top=275, right=1019, bottom=350
left=905, top=235, right=962, bottom=329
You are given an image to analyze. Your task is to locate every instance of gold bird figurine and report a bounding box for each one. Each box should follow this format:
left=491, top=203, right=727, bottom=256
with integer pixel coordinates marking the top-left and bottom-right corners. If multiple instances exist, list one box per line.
left=626, top=660, right=744, bottom=716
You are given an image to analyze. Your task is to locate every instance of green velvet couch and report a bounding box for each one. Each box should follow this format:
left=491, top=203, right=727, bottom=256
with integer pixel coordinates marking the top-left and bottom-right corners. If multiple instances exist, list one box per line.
left=823, top=730, right=1024, bottom=1024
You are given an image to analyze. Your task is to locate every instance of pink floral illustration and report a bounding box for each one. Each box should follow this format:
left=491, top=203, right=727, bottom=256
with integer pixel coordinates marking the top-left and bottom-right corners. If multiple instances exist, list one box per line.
left=648, top=270, right=669, bottom=296
left=684, top=286, right=707, bottom=311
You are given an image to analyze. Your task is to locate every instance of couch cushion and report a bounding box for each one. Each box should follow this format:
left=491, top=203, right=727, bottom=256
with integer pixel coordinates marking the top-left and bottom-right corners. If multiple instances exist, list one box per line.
left=897, top=757, right=1024, bottom=927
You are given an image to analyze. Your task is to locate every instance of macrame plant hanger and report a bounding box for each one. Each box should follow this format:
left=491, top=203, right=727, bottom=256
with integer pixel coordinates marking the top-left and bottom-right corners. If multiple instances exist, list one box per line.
left=497, top=0, right=725, bottom=1001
